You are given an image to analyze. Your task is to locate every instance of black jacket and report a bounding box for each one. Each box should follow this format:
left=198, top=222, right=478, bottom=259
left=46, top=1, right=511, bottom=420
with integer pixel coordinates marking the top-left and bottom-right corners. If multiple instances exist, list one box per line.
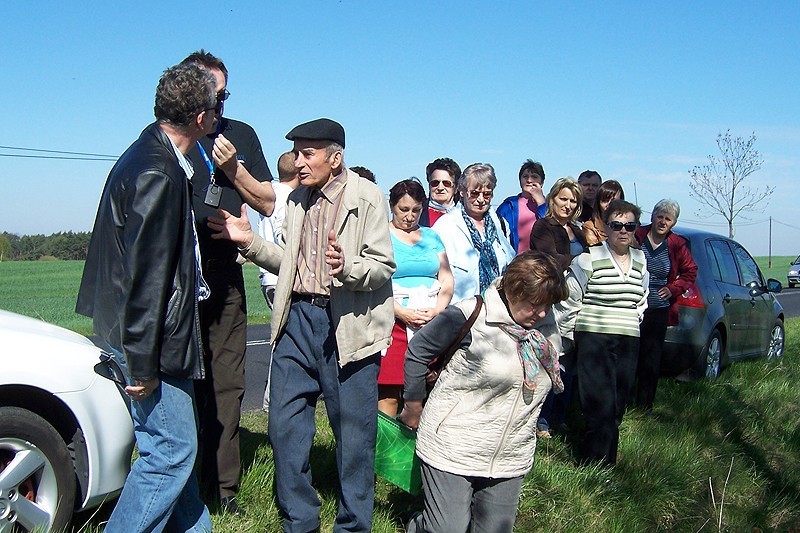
left=77, top=123, right=204, bottom=381
left=530, top=216, right=589, bottom=271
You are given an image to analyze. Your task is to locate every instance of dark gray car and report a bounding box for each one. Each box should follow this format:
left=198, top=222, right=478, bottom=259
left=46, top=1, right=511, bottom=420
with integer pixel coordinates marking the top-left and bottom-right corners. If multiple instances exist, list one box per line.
left=661, top=227, right=785, bottom=379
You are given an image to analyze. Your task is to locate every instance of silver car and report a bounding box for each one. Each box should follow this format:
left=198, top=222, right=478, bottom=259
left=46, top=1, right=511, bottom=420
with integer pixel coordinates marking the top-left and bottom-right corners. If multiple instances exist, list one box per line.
left=661, top=228, right=785, bottom=379
left=789, top=256, right=800, bottom=288
left=0, top=310, right=134, bottom=532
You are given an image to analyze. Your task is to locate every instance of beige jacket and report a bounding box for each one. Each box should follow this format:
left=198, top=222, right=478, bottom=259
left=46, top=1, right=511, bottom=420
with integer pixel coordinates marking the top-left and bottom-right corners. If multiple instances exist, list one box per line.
left=239, top=168, right=396, bottom=367
left=415, top=281, right=562, bottom=478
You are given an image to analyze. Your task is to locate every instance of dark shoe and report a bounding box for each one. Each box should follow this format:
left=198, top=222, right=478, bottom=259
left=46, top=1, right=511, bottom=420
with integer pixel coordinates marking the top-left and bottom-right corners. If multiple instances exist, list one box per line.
left=220, top=496, right=244, bottom=516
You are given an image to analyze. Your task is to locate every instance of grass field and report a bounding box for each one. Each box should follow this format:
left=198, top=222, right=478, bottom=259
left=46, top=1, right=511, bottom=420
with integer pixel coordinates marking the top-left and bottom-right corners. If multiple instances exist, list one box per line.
left=0, top=261, right=271, bottom=336
left=1, top=259, right=798, bottom=531
left=0, top=256, right=793, bottom=335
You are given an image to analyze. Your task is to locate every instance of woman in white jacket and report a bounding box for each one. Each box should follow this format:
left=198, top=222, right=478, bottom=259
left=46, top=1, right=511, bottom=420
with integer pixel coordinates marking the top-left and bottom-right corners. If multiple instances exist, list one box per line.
left=432, top=163, right=515, bottom=303
left=400, top=251, right=568, bottom=533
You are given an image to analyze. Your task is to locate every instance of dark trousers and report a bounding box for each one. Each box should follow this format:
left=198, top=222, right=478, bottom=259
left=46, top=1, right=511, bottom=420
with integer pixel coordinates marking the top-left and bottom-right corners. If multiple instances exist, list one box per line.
left=195, top=268, right=247, bottom=500
left=407, top=462, right=523, bottom=533
left=635, top=307, right=670, bottom=410
left=538, top=337, right=577, bottom=430
left=575, top=331, right=639, bottom=465
left=269, top=299, right=380, bottom=533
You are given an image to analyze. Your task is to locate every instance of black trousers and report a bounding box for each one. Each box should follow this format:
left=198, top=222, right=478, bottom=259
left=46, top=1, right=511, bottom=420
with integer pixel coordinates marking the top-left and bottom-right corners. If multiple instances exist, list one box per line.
left=635, top=306, right=670, bottom=410
left=576, top=331, right=639, bottom=465
left=194, top=267, right=247, bottom=500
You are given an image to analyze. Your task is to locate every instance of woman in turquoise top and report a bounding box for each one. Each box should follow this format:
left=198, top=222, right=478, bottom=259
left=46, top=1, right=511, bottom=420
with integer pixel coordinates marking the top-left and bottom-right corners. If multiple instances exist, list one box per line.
left=379, top=179, right=454, bottom=416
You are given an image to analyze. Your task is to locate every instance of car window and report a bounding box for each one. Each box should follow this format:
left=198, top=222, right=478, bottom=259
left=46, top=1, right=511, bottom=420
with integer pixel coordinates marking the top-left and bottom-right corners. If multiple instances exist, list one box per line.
left=708, top=240, right=740, bottom=285
left=704, top=241, right=722, bottom=281
left=730, top=241, right=763, bottom=286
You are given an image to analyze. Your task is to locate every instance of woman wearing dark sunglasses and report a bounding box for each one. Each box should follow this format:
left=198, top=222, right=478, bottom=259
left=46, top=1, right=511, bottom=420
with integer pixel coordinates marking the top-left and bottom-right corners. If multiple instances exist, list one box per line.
left=554, top=199, right=649, bottom=466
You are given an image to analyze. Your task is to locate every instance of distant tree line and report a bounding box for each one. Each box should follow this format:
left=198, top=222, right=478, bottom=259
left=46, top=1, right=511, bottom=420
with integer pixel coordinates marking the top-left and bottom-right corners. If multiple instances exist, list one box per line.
left=0, top=231, right=92, bottom=261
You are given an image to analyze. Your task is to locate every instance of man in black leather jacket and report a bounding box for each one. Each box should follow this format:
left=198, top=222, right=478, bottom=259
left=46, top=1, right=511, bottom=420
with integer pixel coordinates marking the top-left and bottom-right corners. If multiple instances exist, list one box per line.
left=76, top=63, right=217, bottom=532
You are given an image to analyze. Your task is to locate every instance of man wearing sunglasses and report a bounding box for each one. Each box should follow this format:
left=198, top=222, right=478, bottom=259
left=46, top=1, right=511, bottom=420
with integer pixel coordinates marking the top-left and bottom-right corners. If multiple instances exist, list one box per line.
left=181, top=50, right=275, bottom=515
left=77, top=63, right=215, bottom=532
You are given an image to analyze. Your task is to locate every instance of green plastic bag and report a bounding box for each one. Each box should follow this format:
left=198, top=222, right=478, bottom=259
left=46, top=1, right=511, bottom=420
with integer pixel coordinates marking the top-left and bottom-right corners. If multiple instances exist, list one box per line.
left=374, top=411, right=422, bottom=495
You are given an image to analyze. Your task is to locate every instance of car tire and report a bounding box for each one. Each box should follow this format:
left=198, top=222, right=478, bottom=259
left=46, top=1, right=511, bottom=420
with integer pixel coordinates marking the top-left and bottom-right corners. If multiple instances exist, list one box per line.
left=0, top=406, right=76, bottom=532
left=767, top=318, right=785, bottom=360
left=698, top=330, right=724, bottom=380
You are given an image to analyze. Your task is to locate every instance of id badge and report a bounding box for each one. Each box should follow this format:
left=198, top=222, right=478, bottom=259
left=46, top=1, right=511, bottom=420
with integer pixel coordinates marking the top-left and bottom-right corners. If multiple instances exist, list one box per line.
left=204, top=184, right=222, bottom=207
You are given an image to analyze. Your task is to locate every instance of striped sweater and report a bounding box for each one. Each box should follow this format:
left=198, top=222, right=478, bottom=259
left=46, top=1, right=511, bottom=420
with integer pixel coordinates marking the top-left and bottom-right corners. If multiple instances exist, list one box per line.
left=555, top=242, right=649, bottom=338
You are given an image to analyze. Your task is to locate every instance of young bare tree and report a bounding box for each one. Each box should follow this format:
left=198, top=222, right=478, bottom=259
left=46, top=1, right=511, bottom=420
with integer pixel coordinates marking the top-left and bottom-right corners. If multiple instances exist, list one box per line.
left=689, top=130, right=772, bottom=238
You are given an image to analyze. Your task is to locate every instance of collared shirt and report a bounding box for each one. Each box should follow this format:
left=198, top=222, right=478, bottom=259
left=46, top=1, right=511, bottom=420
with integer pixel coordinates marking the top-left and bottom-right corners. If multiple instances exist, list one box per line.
left=293, top=168, right=348, bottom=296
left=167, top=134, right=210, bottom=302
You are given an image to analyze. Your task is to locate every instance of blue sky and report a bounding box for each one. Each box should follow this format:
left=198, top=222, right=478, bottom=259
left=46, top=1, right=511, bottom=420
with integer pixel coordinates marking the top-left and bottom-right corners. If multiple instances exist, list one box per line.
left=2, top=1, right=799, bottom=256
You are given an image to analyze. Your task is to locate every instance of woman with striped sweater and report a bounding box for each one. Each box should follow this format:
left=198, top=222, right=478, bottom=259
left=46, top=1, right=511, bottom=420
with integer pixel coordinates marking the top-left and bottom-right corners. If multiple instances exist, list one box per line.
left=555, top=199, right=649, bottom=466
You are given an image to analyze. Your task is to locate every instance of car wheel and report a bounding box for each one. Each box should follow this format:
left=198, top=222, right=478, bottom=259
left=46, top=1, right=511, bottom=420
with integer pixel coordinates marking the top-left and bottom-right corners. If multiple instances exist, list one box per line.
left=701, top=330, right=724, bottom=380
left=0, top=406, right=76, bottom=533
left=767, top=318, right=785, bottom=360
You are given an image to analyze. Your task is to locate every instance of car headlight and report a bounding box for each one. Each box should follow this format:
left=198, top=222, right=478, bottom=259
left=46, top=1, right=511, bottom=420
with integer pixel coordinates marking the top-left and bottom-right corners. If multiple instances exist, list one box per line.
left=790, top=269, right=799, bottom=275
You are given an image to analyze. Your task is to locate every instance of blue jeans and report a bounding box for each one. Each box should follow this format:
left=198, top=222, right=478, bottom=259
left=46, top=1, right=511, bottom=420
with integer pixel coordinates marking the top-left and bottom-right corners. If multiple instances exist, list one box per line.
left=269, top=299, right=380, bottom=533
left=105, top=347, right=211, bottom=533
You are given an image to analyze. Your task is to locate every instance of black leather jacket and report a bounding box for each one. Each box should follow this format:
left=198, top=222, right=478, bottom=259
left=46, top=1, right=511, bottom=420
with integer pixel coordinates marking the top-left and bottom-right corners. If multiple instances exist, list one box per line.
left=77, top=123, right=204, bottom=381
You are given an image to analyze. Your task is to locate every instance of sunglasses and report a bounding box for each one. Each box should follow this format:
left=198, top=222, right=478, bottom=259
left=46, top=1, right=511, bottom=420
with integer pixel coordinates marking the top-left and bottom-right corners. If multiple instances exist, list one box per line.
left=217, top=89, right=230, bottom=102
left=608, top=221, right=637, bottom=232
left=429, top=179, right=453, bottom=188
left=468, top=189, right=494, bottom=200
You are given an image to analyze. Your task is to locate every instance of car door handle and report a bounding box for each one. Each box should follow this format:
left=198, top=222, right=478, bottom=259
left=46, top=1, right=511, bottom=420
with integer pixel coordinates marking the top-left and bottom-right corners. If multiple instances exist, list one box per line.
left=723, top=294, right=731, bottom=303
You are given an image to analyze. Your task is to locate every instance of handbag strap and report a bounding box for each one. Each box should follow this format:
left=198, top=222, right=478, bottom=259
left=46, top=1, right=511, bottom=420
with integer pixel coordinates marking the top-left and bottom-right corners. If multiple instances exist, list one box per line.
left=435, top=295, right=484, bottom=371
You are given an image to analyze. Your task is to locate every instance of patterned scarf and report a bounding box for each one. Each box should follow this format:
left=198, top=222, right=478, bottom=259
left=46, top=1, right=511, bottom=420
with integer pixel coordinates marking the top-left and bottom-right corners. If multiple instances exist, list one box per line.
left=499, top=325, right=563, bottom=393
left=461, top=209, right=500, bottom=294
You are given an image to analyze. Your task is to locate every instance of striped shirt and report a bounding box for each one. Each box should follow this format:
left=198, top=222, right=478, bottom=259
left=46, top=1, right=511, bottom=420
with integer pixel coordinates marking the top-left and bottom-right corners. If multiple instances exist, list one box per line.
left=572, top=243, right=649, bottom=337
left=293, top=168, right=348, bottom=296
left=643, top=237, right=671, bottom=309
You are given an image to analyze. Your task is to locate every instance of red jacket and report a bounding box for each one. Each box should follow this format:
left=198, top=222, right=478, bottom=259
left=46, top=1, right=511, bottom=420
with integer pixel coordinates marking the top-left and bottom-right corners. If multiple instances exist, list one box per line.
left=635, top=225, right=698, bottom=326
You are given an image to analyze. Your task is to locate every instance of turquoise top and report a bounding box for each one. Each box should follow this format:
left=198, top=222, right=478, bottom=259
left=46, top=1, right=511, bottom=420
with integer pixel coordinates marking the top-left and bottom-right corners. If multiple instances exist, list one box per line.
left=391, top=227, right=445, bottom=293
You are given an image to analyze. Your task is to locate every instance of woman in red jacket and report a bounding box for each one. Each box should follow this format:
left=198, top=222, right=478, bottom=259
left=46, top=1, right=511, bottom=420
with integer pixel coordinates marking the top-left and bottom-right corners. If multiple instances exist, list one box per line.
left=634, top=199, right=698, bottom=412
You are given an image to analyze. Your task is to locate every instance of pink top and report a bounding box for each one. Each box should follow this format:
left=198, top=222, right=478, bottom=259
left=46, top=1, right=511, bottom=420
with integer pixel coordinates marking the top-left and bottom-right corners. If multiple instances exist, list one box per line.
left=516, top=196, right=539, bottom=253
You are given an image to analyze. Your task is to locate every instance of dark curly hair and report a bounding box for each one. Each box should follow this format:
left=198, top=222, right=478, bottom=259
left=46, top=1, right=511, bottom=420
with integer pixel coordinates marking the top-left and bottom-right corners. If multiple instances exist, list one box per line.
left=154, top=63, right=216, bottom=129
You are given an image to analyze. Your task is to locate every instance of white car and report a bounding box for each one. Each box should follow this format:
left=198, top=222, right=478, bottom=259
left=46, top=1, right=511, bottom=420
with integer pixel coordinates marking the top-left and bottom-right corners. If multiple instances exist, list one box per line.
left=0, top=310, right=134, bottom=532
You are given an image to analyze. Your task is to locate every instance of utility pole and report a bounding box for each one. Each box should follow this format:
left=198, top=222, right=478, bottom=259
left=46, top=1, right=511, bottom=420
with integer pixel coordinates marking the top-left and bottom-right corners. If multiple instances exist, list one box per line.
left=768, top=216, right=772, bottom=268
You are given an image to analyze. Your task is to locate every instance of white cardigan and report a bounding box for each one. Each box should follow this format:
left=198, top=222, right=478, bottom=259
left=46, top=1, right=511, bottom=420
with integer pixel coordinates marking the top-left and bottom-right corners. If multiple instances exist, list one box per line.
left=431, top=206, right=515, bottom=303
left=415, top=281, right=562, bottom=478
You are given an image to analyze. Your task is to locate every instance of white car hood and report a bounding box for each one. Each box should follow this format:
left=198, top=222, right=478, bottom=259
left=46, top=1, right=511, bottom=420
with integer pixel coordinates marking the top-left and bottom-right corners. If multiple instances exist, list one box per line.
left=1, top=309, right=104, bottom=392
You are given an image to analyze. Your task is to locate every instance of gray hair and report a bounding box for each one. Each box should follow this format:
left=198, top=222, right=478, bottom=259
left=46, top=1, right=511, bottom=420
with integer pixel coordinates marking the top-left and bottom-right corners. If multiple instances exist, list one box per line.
left=458, top=163, right=497, bottom=197
left=652, top=198, right=680, bottom=219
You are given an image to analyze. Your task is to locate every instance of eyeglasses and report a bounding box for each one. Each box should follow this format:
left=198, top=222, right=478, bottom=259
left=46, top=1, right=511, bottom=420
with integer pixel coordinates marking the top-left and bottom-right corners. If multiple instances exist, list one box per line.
left=608, top=221, right=637, bottom=232
left=217, top=89, right=230, bottom=103
left=468, top=189, right=494, bottom=200
left=205, top=100, right=224, bottom=115
left=429, top=179, right=453, bottom=188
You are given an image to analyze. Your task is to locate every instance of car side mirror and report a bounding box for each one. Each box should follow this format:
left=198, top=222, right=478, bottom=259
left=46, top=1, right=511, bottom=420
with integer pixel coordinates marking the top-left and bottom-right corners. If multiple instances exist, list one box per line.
left=766, top=278, right=783, bottom=294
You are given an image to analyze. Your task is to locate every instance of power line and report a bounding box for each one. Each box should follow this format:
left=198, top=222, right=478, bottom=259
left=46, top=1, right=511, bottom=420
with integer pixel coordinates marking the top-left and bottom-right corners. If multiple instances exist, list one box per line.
left=0, top=153, right=117, bottom=162
left=0, top=144, right=118, bottom=158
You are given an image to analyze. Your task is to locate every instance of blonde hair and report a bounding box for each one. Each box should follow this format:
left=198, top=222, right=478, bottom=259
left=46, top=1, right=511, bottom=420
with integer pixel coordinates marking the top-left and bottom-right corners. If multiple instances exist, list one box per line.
left=545, top=177, right=583, bottom=222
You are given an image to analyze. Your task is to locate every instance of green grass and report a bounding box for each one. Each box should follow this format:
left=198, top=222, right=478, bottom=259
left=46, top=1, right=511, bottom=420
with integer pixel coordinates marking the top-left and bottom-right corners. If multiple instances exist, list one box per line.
left=755, top=255, right=795, bottom=285
left=1, top=260, right=797, bottom=531
left=0, top=261, right=270, bottom=336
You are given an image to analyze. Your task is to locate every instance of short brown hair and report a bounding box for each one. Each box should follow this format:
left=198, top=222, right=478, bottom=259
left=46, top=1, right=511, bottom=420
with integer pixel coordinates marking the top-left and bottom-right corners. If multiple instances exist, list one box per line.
left=500, top=251, right=568, bottom=305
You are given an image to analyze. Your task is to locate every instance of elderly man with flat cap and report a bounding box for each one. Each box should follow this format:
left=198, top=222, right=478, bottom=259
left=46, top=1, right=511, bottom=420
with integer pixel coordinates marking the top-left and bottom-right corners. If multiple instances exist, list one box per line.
left=209, top=118, right=395, bottom=532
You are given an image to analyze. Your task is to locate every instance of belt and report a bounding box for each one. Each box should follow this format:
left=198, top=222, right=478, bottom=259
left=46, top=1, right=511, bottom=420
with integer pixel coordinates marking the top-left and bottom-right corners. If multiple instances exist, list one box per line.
left=293, top=292, right=330, bottom=308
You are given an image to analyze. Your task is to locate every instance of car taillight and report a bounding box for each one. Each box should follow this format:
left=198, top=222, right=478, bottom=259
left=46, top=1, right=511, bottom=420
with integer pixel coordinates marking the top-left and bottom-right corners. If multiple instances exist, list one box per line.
left=677, top=283, right=704, bottom=308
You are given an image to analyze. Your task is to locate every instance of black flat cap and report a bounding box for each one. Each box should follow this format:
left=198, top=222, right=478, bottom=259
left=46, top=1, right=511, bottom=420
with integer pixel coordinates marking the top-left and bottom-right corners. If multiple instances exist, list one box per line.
left=285, top=118, right=345, bottom=148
